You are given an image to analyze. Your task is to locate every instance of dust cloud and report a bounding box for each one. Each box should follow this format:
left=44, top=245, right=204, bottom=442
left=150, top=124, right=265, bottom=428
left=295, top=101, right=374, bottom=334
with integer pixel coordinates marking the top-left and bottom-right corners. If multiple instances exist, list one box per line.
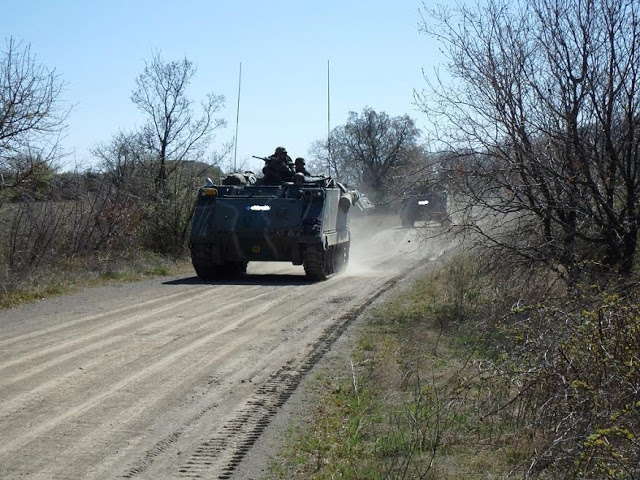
left=346, top=214, right=445, bottom=276
left=247, top=214, right=451, bottom=278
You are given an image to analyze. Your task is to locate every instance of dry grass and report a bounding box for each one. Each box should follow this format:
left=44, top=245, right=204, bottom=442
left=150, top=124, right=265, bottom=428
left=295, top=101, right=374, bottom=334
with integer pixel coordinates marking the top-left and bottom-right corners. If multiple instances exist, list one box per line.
left=0, top=250, right=191, bottom=309
left=0, top=195, right=193, bottom=309
left=272, top=252, right=640, bottom=479
left=272, top=255, right=526, bottom=479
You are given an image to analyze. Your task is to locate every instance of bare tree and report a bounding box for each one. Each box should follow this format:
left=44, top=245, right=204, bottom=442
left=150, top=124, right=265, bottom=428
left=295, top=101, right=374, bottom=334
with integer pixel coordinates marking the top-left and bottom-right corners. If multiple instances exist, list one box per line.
left=308, top=139, right=341, bottom=179
left=127, top=52, right=227, bottom=252
left=92, top=131, right=148, bottom=194
left=313, top=108, right=421, bottom=201
left=131, top=52, right=226, bottom=195
left=418, top=0, right=640, bottom=279
left=0, top=37, right=69, bottom=194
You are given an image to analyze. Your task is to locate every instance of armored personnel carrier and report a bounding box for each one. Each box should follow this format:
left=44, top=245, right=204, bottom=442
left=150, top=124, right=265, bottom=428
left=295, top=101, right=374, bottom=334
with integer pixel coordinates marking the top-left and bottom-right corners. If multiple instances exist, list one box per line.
left=399, top=189, right=451, bottom=228
left=189, top=174, right=361, bottom=281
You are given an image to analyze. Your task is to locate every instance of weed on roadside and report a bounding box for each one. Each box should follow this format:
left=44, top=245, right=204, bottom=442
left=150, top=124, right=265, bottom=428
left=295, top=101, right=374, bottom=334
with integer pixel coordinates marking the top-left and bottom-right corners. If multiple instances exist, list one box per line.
left=272, top=255, right=524, bottom=479
left=0, top=250, right=190, bottom=309
left=273, top=250, right=640, bottom=479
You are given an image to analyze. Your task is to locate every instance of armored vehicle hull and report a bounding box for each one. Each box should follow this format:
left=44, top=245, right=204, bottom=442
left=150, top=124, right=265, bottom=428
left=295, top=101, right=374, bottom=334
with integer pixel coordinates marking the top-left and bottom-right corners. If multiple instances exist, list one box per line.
left=400, top=191, right=451, bottom=228
left=190, top=178, right=356, bottom=281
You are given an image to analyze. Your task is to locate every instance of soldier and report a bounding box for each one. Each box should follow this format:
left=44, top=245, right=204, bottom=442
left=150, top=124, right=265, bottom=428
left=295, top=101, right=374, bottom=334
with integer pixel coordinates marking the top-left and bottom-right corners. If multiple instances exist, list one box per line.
left=262, top=146, right=295, bottom=183
left=222, top=172, right=247, bottom=185
left=294, top=157, right=310, bottom=176
left=243, top=171, right=257, bottom=185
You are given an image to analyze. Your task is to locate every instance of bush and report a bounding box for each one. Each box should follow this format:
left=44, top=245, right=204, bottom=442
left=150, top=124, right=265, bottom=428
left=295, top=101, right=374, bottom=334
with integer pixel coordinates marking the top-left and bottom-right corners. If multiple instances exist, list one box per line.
left=493, top=290, right=640, bottom=478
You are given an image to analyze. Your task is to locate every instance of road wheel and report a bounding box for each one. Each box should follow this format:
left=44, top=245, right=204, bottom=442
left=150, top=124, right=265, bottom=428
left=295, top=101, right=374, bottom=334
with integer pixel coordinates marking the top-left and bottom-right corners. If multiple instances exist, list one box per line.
left=303, top=246, right=328, bottom=281
left=226, top=261, right=248, bottom=278
left=192, top=260, right=225, bottom=281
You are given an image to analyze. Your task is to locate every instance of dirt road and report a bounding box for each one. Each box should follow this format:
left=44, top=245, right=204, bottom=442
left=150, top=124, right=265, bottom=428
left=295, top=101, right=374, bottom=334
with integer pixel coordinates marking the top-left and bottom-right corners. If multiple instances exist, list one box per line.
left=0, top=219, right=445, bottom=479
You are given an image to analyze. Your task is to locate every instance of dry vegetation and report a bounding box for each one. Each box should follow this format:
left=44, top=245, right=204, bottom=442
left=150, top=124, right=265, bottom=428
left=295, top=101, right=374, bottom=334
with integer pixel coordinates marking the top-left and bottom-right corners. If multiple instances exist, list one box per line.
left=272, top=251, right=639, bottom=479
left=1, top=45, right=225, bottom=308
left=0, top=164, right=214, bottom=308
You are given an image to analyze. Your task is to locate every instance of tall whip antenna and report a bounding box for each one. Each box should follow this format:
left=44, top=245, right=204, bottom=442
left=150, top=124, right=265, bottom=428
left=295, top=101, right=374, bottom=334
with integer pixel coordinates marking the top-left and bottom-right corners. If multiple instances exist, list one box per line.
left=233, top=62, right=242, bottom=172
left=327, top=60, right=333, bottom=176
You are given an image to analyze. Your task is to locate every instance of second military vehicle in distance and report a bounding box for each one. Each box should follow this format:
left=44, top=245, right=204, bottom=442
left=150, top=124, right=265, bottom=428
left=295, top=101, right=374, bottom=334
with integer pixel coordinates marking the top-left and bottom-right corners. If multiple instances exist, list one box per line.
left=399, top=189, right=451, bottom=228
left=189, top=172, right=363, bottom=281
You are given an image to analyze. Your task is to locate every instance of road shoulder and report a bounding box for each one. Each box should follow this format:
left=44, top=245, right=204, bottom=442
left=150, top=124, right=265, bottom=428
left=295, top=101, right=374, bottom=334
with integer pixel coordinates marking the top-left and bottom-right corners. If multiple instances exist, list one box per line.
left=233, top=255, right=447, bottom=479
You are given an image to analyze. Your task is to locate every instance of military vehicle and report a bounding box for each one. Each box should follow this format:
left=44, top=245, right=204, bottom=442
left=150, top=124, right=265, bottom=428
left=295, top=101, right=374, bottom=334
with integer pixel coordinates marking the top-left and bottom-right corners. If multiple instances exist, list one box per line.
left=189, top=173, right=362, bottom=281
left=399, top=189, right=451, bottom=228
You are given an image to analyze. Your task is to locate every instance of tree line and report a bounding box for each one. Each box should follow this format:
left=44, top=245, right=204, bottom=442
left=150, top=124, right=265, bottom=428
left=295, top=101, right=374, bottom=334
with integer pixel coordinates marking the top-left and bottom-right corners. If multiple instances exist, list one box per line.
left=3, top=0, right=640, bottom=285
left=0, top=43, right=227, bottom=288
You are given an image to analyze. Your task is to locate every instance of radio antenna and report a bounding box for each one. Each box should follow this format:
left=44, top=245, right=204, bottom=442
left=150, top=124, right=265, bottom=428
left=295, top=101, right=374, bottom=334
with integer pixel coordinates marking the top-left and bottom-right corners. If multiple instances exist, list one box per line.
left=327, top=60, right=333, bottom=176
left=233, top=62, right=242, bottom=172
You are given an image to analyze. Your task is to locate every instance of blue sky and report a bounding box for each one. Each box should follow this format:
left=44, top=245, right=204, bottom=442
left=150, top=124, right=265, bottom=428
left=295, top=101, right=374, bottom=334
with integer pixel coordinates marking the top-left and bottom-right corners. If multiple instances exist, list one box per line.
left=2, top=0, right=442, bottom=173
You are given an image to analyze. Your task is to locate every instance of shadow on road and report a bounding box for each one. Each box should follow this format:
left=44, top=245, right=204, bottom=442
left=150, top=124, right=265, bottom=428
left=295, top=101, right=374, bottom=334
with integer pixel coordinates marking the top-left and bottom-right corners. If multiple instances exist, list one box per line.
left=163, top=273, right=314, bottom=287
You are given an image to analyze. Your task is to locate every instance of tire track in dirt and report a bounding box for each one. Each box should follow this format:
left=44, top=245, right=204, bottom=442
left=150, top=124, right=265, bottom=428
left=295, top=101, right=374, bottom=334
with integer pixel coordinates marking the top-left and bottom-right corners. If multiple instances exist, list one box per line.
left=0, top=289, right=279, bottom=421
left=170, top=246, right=442, bottom=480
left=0, top=295, right=286, bottom=458
left=0, top=285, right=273, bottom=380
left=121, top=269, right=409, bottom=479
left=34, top=275, right=374, bottom=480
left=0, top=288, right=217, bottom=370
left=0, top=287, right=211, bottom=347
left=0, top=274, right=365, bottom=478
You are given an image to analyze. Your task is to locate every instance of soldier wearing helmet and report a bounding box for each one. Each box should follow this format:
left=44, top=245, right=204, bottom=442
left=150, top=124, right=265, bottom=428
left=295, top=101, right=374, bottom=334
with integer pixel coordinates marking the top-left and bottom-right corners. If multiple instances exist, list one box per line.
left=294, top=157, right=310, bottom=176
left=262, top=146, right=295, bottom=183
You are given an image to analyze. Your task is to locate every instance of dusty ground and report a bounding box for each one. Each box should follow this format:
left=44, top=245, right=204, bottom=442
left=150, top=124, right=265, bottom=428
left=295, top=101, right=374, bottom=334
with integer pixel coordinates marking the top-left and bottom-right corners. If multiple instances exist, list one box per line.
left=0, top=216, right=451, bottom=479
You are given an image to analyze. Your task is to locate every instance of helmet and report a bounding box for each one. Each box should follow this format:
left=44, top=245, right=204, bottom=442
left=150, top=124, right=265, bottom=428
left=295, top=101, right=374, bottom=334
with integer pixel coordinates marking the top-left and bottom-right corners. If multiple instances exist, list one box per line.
left=275, top=146, right=287, bottom=155
left=295, top=157, right=305, bottom=165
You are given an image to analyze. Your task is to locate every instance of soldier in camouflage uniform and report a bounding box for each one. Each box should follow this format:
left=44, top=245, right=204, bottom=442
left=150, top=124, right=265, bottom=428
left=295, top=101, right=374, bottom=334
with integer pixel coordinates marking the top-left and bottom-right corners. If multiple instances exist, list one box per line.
left=294, top=157, right=310, bottom=176
left=262, top=146, right=295, bottom=183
